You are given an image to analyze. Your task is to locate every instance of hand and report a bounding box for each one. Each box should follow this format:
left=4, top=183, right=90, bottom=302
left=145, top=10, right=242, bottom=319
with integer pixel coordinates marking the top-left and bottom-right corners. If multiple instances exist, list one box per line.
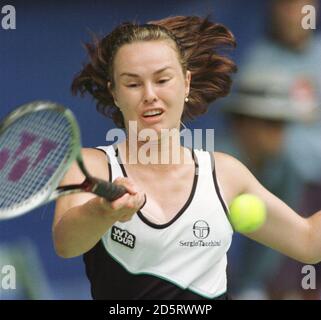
left=88, top=177, right=146, bottom=223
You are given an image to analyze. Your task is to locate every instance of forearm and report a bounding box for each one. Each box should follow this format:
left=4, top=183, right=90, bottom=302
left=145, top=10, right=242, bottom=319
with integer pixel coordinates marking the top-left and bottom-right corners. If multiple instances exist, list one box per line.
left=53, top=201, right=117, bottom=258
left=307, top=210, right=321, bottom=264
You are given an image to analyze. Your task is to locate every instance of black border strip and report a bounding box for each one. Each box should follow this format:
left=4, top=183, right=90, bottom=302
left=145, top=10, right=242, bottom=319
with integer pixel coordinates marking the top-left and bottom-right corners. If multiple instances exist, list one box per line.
left=94, top=147, right=112, bottom=183
left=209, top=152, right=229, bottom=216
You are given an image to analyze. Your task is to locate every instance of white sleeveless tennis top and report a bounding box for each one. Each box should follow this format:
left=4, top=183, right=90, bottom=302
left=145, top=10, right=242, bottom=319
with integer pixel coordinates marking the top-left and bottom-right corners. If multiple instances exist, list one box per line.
left=83, top=145, right=233, bottom=300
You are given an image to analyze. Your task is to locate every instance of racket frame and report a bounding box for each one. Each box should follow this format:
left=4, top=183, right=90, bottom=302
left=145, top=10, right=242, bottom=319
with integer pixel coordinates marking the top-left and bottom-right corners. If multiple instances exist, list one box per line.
left=0, top=101, right=81, bottom=219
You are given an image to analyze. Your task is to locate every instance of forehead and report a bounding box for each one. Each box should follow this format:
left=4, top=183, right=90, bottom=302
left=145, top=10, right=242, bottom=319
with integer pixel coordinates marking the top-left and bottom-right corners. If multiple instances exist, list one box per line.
left=113, top=40, right=181, bottom=74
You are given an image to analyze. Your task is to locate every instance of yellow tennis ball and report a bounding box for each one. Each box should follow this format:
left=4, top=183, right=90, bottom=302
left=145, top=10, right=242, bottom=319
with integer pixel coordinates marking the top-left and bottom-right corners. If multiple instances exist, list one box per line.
left=229, top=194, right=266, bottom=233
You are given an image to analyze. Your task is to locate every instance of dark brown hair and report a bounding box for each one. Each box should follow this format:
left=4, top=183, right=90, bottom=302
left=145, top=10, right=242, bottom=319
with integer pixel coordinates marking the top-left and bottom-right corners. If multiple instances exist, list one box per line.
left=71, top=16, right=237, bottom=128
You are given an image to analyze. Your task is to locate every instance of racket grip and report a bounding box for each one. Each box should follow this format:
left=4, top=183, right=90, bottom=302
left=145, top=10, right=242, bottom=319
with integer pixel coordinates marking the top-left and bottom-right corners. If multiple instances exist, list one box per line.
left=93, top=179, right=127, bottom=202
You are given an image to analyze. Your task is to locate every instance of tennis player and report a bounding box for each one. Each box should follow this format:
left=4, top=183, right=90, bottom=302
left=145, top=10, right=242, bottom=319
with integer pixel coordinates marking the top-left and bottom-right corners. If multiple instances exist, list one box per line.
left=53, top=16, right=321, bottom=299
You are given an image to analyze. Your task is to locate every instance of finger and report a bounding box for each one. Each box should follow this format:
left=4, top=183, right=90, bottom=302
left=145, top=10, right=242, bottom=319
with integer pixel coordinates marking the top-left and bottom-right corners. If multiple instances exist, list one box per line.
left=124, top=192, right=145, bottom=211
left=110, top=193, right=131, bottom=211
left=114, top=177, right=138, bottom=195
left=88, top=196, right=112, bottom=211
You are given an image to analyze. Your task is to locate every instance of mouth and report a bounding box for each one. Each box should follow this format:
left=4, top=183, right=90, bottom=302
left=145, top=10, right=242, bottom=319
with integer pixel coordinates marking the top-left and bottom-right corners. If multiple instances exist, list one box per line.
left=141, top=109, right=164, bottom=123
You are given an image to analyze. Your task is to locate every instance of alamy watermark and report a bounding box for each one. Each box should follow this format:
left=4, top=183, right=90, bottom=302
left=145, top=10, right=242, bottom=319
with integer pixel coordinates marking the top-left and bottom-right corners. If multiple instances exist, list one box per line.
left=0, top=4, right=318, bottom=31
left=301, top=265, right=317, bottom=290
left=105, top=121, right=215, bottom=165
left=302, top=5, right=317, bottom=30
left=1, top=5, right=16, bottom=30
left=0, top=264, right=16, bottom=291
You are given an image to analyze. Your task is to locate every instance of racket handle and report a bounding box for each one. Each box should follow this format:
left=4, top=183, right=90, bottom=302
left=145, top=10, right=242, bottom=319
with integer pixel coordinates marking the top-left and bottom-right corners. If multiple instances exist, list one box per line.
left=93, top=179, right=127, bottom=202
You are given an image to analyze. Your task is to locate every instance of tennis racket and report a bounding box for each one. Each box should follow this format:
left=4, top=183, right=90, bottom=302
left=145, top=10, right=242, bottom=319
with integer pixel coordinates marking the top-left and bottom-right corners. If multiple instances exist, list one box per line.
left=0, top=100, right=127, bottom=221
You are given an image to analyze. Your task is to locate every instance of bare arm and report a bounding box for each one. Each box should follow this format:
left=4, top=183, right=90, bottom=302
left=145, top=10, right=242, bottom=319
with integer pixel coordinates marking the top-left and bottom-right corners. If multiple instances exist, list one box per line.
left=52, top=148, right=145, bottom=258
left=215, top=152, right=321, bottom=264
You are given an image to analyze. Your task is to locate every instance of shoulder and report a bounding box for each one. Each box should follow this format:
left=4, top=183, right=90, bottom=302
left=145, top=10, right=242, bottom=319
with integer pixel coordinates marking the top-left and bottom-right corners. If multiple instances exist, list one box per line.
left=81, top=147, right=109, bottom=180
left=213, top=151, right=244, bottom=172
left=212, top=151, right=251, bottom=204
left=193, top=149, right=240, bottom=170
left=56, top=147, right=109, bottom=187
left=81, top=147, right=108, bottom=163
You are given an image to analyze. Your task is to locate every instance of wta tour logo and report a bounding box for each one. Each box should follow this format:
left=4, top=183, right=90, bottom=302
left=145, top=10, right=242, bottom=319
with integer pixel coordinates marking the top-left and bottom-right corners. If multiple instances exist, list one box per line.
left=111, top=226, right=136, bottom=249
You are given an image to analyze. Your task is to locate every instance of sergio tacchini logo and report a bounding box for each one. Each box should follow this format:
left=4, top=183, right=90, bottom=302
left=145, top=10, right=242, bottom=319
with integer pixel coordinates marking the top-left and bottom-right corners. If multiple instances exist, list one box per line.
left=193, top=220, right=210, bottom=239
left=179, top=220, right=221, bottom=247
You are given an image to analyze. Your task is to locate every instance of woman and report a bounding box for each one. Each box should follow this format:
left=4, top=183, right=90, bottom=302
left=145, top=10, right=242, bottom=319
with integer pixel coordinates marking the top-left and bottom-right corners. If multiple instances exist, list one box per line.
left=53, top=16, right=321, bottom=299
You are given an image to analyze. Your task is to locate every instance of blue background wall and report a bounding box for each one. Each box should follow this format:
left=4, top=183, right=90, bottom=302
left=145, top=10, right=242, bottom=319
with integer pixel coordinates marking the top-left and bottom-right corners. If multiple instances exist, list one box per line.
left=0, top=0, right=318, bottom=299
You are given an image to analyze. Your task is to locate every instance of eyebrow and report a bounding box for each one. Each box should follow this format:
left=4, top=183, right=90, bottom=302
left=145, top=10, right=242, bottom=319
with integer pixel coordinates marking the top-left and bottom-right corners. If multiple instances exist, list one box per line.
left=119, top=66, right=173, bottom=78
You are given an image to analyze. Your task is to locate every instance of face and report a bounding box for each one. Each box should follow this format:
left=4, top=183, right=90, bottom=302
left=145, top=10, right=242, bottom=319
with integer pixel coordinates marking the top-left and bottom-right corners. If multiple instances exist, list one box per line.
left=109, top=40, right=191, bottom=136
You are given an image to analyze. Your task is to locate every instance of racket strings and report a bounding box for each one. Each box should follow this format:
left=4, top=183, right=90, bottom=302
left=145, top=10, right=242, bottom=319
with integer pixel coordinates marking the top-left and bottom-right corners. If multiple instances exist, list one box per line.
left=0, top=110, right=73, bottom=212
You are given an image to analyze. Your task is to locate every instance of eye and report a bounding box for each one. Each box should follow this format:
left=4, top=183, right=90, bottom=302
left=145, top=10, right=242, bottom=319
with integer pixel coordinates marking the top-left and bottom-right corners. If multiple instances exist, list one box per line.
left=126, top=83, right=140, bottom=88
left=158, top=78, right=170, bottom=84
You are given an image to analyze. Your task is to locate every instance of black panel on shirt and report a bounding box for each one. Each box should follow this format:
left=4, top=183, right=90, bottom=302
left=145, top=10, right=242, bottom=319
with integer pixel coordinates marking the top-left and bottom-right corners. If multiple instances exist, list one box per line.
left=83, top=240, right=227, bottom=300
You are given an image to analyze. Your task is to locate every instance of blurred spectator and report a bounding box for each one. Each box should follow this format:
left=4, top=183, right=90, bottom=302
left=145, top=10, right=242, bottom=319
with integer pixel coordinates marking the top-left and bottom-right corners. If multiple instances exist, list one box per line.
left=217, top=0, right=321, bottom=300
left=240, top=0, right=321, bottom=184
left=215, top=69, right=320, bottom=299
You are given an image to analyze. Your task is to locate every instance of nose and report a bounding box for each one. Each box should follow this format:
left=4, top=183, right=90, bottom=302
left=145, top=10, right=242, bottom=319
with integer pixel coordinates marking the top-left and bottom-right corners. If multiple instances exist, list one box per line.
left=143, top=83, right=158, bottom=104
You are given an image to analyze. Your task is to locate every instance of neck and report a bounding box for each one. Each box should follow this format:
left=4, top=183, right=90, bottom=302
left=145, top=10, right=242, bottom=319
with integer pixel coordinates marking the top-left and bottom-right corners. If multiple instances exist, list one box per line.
left=118, top=131, right=193, bottom=170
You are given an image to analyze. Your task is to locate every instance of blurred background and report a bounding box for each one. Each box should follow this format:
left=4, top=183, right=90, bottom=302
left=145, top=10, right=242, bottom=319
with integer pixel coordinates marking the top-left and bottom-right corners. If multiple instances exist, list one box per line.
left=0, top=0, right=320, bottom=299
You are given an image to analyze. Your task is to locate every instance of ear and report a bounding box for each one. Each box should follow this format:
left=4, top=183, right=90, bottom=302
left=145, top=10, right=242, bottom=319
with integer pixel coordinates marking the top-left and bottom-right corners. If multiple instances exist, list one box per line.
left=185, top=70, right=191, bottom=97
left=107, top=81, right=120, bottom=108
